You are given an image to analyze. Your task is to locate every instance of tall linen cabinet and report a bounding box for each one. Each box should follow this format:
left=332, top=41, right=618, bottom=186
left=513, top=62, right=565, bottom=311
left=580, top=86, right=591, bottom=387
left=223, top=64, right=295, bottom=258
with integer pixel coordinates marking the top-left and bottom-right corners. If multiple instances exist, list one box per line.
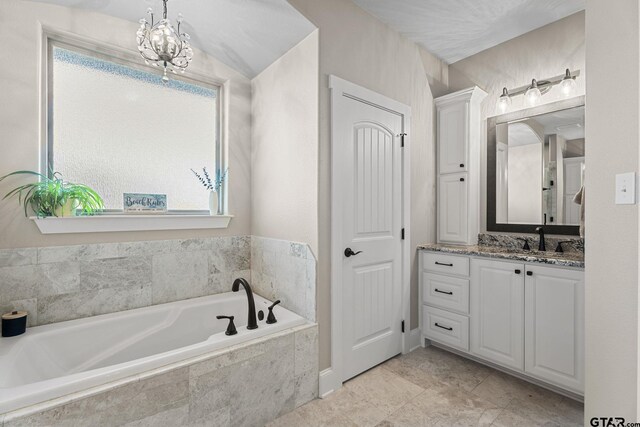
left=435, top=87, right=487, bottom=245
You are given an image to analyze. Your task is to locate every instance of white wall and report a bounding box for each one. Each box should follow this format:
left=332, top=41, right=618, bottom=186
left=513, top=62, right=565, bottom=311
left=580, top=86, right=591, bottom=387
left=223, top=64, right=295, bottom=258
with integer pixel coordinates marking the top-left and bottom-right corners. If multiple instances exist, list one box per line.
left=448, top=12, right=585, bottom=232
left=288, top=0, right=442, bottom=370
left=251, top=31, right=320, bottom=255
left=0, top=0, right=252, bottom=249
left=584, top=0, right=640, bottom=419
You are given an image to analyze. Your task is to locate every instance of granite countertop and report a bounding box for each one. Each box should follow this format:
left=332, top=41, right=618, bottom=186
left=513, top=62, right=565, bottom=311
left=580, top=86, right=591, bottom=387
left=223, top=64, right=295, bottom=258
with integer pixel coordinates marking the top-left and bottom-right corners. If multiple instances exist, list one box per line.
left=418, top=243, right=584, bottom=269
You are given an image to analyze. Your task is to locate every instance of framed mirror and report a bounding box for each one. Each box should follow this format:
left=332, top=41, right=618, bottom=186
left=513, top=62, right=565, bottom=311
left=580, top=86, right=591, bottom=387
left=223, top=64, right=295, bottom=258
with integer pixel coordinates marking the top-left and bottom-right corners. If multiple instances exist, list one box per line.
left=487, top=96, right=585, bottom=235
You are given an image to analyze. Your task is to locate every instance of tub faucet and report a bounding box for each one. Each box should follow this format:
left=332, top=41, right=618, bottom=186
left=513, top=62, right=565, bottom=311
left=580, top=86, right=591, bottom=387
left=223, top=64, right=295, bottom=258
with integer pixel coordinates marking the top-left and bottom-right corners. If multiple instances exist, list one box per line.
left=232, top=278, right=258, bottom=330
left=535, top=226, right=546, bottom=252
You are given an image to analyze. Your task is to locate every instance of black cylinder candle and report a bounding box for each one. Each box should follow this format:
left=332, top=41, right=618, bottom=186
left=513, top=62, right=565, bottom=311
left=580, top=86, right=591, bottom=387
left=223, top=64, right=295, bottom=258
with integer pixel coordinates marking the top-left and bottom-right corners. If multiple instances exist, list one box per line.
left=2, top=311, right=27, bottom=337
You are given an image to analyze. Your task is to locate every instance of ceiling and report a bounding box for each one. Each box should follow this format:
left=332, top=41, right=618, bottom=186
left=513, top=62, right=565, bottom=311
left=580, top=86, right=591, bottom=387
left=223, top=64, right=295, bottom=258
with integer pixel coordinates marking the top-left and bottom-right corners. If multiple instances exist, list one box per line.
left=31, top=0, right=316, bottom=78
left=351, top=0, right=585, bottom=64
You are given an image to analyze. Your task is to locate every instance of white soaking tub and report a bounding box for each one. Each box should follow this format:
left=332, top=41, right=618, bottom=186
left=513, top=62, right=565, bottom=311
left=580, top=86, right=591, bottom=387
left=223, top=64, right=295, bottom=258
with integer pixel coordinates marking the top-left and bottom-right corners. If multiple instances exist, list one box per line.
left=0, top=292, right=306, bottom=414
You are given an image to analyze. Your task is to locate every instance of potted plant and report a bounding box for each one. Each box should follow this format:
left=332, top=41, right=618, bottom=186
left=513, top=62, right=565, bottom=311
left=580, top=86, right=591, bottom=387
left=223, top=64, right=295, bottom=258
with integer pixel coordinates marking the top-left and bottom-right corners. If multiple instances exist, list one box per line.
left=0, top=170, right=104, bottom=217
left=191, top=167, right=227, bottom=215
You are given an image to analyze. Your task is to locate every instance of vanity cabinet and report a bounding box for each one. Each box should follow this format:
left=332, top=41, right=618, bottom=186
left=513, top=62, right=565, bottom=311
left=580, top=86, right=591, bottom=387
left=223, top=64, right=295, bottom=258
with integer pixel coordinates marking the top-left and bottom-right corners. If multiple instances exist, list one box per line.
left=470, top=258, right=524, bottom=371
left=435, top=87, right=487, bottom=245
left=524, top=264, right=584, bottom=393
left=420, top=250, right=585, bottom=395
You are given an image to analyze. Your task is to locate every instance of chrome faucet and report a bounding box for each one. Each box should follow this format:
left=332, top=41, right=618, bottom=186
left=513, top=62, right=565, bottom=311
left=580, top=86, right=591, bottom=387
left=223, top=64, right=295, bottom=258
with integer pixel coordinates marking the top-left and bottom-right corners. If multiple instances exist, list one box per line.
left=232, top=278, right=258, bottom=330
left=535, top=226, right=546, bottom=252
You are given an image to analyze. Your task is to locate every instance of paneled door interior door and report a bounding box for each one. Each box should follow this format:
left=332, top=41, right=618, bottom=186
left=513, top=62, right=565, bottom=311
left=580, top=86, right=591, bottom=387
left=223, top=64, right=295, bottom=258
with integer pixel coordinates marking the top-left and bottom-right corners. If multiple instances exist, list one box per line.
left=335, top=90, right=404, bottom=382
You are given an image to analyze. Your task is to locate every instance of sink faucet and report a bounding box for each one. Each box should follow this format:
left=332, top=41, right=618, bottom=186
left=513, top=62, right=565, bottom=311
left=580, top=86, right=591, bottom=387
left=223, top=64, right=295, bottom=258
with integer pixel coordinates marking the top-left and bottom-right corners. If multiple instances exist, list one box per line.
left=535, top=227, right=546, bottom=252
left=232, top=278, right=258, bottom=330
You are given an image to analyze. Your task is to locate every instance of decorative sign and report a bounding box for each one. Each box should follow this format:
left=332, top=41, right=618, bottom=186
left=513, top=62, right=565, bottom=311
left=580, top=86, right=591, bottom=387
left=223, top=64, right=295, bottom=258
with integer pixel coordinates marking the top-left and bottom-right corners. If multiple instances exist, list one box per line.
left=123, top=193, right=167, bottom=213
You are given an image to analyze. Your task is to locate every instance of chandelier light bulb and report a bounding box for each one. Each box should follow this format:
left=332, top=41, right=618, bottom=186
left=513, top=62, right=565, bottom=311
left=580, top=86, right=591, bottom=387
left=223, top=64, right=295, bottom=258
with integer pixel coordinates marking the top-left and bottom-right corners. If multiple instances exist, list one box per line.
left=524, top=79, right=542, bottom=106
left=496, top=87, right=511, bottom=114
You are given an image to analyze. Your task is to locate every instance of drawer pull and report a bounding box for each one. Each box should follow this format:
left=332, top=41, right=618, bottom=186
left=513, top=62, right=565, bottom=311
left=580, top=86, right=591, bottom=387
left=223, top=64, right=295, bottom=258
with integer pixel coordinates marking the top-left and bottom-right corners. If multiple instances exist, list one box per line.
left=434, top=262, right=454, bottom=267
left=434, top=322, right=453, bottom=331
left=527, top=271, right=533, bottom=276
left=434, top=288, right=453, bottom=295
left=515, top=269, right=521, bottom=274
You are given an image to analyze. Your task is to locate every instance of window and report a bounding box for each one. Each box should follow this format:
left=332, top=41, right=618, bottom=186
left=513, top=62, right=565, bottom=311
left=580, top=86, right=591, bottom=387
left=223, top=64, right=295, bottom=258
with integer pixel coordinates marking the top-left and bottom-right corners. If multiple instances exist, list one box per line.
left=47, top=40, right=223, bottom=213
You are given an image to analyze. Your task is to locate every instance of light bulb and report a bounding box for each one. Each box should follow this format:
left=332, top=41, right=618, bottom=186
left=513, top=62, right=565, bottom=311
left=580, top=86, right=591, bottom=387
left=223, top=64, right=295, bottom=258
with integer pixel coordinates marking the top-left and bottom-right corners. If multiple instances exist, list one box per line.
left=496, top=87, right=511, bottom=114
left=560, top=69, right=576, bottom=97
left=524, top=79, right=542, bottom=106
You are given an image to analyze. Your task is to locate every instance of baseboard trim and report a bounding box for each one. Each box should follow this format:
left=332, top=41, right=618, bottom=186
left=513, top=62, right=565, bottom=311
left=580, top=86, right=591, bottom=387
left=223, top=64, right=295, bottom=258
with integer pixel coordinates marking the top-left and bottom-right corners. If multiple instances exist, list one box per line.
left=318, top=368, right=340, bottom=398
left=408, top=328, right=421, bottom=352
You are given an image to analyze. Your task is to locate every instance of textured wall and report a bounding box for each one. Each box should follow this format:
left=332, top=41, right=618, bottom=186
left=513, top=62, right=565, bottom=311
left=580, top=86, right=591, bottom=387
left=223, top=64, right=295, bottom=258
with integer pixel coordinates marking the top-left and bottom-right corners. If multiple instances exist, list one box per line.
left=0, top=0, right=251, bottom=248
left=251, top=31, right=319, bottom=255
left=584, top=0, right=640, bottom=419
left=448, top=11, right=586, bottom=232
left=288, top=0, right=438, bottom=370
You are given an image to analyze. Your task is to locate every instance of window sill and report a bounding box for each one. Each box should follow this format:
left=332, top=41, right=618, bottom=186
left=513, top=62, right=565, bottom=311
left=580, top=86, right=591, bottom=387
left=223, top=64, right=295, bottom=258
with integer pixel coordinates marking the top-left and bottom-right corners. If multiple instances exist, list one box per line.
left=31, top=214, right=233, bottom=234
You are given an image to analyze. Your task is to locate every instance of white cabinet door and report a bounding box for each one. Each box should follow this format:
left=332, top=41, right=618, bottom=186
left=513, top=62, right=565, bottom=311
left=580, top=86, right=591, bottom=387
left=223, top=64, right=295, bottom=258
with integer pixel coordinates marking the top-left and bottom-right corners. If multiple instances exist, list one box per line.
left=438, top=173, right=468, bottom=244
left=471, top=258, right=525, bottom=370
left=438, top=102, right=468, bottom=174
left=525, top=265, right=584, bottom=393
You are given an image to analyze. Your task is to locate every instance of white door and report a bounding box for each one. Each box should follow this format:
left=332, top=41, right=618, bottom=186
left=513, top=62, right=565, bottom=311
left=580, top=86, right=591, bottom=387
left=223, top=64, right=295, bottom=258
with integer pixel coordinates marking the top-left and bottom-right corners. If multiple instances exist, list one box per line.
left=438, top=173, right=468, bottom=244
left=525, top=265, right=584, bottom=393
left=438, top=102, right=468, bottom=174
left=470, top=258, right=525, bottom=371
left=335, top=91, right=404, bottom=381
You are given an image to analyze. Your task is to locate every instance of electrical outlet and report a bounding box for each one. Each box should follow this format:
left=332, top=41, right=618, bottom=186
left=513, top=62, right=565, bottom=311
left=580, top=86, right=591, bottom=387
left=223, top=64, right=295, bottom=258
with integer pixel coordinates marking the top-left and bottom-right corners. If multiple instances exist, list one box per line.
left=615, top=172, right=636, bottom=205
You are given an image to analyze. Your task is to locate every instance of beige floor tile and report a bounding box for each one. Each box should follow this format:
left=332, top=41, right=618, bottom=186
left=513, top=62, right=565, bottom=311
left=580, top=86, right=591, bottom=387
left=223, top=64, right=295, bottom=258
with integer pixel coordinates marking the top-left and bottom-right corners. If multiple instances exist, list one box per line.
left=383, top=346, right=492, bottom=393
left=491, top=408, right=561, bottom=427
left=270, top=348, right=584, bottom=427
left=376, top=385, right=502, bottom=427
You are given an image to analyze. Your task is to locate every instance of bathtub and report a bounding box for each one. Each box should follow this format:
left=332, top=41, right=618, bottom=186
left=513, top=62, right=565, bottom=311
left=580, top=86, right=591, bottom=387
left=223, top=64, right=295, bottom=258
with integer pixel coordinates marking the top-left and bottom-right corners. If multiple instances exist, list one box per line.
left=0, top=292, right=307, bottom=414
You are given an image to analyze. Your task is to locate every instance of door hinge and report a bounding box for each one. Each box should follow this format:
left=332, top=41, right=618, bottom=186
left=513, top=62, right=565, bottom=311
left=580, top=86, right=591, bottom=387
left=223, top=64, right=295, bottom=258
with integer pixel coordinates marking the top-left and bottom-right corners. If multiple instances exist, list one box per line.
left=401, top=228, right=405, bottom=240
left=398, top=133, right=407, bottom=147
left=401, top=320, right=405, bottom=333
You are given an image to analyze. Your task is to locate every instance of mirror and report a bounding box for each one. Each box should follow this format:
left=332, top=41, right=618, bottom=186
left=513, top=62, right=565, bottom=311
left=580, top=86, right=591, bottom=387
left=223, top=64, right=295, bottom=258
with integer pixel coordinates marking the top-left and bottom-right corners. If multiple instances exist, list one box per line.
left=488, top=96, right=585, bottom=235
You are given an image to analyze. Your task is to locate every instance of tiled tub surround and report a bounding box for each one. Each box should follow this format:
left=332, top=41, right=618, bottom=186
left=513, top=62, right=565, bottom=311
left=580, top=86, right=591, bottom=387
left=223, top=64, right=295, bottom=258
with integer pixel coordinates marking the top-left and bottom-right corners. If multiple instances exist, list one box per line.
left=0, top=292, right=306, bottom=413
left=1, top=323, right=319, bottom=426
left=0, top=236, right=316, bottom=326
left=251, top=236, right=316, bottom=322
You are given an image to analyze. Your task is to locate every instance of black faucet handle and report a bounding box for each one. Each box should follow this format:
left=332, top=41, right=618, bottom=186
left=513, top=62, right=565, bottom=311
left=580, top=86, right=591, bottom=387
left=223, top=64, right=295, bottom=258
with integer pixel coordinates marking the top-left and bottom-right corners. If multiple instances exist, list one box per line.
left=516, top=237, right=531, bottom=251
left=555, top=240, right=574, bottom=253
left=216, top=315, right=237, bottom=335
left=266, top=300, right=281, bottom=324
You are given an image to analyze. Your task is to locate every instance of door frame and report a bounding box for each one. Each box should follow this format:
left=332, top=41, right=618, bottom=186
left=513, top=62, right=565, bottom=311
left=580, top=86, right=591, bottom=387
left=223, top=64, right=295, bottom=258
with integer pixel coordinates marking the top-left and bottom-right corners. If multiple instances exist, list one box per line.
left=322, top=75, right=411, bottom=396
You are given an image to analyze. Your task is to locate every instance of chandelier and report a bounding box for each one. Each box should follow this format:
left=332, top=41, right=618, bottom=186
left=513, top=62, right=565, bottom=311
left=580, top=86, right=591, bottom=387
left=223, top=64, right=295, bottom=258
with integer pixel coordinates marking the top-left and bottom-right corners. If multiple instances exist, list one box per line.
left=137, top=0, right=194, bottom=82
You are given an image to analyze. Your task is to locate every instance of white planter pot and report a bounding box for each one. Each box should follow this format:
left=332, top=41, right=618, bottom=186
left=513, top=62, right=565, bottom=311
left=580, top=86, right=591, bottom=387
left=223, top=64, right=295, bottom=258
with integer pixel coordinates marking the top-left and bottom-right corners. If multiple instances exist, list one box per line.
left=209, top=191, right=219, bottom=215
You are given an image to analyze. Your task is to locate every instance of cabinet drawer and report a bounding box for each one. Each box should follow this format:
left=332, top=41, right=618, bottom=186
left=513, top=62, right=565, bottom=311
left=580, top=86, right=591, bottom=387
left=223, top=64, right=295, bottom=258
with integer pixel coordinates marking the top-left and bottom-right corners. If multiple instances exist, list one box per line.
left=423, top=273, right=470, bottom=314
left=423, top=306, right=469, bottom=352
left=423, top=252, right=470, bottom=277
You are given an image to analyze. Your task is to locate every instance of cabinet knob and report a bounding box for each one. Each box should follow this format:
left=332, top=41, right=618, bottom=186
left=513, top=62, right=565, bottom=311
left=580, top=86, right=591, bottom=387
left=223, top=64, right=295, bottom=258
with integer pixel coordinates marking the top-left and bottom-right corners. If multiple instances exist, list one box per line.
left=459, top=178, right=465, bottom=182
left=526, top=271, right=533, bottom=276
left=515, top=269, right=521, bottom=274
left=459, top=163, right=465, bottom=168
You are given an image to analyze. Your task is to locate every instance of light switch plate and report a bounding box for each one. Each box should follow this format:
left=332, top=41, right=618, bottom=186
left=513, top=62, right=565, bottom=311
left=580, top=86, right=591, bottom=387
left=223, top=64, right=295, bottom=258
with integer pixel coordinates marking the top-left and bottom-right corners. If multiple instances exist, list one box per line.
left=615, top=172, right=636, bottom=205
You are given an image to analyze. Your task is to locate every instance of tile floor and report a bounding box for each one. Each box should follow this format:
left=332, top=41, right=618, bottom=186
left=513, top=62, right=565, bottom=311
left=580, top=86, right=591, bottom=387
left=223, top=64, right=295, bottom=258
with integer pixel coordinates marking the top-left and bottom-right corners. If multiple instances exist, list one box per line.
left=270, top=345, right=583, bottom=427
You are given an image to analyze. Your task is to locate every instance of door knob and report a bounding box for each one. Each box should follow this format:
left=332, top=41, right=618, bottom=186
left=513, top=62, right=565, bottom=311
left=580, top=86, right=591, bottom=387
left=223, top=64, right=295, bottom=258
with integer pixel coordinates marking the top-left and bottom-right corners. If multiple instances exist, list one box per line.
left=344, top=248, right=363, bottom=258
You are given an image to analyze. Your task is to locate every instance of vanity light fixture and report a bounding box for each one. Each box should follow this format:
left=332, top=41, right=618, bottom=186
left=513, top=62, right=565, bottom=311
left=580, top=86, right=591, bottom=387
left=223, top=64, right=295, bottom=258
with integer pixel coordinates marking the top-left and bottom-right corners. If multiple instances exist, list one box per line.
left=496, top=69, right=579, bottom=113
left=497, top=88, right=512, bottom=113
left=137, top=0, right=194, bottom=83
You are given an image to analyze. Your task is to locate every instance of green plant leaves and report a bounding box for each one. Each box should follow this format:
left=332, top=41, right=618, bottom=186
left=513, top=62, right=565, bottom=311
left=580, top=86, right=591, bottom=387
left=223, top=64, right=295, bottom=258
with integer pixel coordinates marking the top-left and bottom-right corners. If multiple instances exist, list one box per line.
left=0, top=170, right=104, bottom=217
